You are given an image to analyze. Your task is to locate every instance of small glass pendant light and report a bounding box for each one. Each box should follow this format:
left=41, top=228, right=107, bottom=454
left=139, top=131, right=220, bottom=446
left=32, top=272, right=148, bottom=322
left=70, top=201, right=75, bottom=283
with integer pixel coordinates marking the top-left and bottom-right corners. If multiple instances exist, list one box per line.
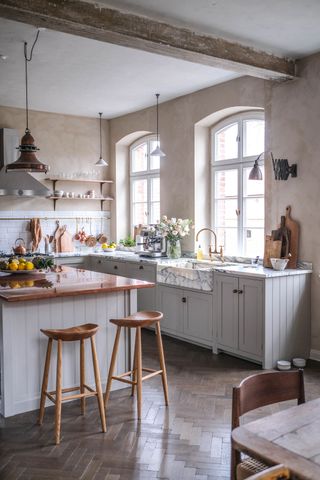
left=248, top=152, right=264, bottom=180
left=150, top=93, right=166, bottom=157
left=95, top=112, right=108, bottom=166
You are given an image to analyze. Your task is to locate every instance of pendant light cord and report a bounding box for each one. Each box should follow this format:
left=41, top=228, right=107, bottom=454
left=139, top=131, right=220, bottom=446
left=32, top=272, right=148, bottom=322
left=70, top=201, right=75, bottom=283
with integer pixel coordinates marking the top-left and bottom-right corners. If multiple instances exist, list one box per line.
left=99, top=112, right=102, bottom=158
left=156, top=93, right=160, bottom=144
left=24, top=30, right=40, bottom=132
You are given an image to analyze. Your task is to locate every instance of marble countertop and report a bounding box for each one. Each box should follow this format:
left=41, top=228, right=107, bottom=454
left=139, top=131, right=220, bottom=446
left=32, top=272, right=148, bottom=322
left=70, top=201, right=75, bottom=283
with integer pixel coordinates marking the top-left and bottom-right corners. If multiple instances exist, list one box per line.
left=22, top=251, right=313, bottom=278
left=0, top=266, right=154, bottom=302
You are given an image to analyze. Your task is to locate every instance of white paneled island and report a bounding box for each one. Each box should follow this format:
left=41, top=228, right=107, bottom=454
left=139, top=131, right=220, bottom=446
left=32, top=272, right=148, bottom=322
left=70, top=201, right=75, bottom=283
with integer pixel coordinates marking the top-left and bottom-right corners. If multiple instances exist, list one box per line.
left=0, top=266, right=154, bottom=417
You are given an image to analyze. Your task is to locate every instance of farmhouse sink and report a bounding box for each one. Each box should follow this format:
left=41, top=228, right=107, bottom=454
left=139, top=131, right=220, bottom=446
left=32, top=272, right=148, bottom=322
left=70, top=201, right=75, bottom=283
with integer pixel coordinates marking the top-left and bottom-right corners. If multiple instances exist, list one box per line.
left=157, top=260, right=214, bottom=291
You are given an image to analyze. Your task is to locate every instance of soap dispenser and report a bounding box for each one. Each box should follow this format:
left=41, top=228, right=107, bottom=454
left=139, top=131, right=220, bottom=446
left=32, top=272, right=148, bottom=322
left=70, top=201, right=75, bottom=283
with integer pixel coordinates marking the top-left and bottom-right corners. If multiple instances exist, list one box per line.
left=197, top=244, right=203, bottom=261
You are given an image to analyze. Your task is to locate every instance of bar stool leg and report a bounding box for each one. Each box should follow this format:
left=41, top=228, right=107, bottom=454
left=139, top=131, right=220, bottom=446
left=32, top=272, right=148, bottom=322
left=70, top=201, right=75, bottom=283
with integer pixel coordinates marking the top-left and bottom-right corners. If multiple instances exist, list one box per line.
left=104, top=326, right=121, bottom=408
left=131, top=331, right=138, bottom=397
left=90, top=336, right=106, bottom=433
left=55, top=339, right=63, bottom=445
left=136, top=327, right=143, bottom=420
left=38, top=338, right=53, bottom=425
left=155, top=322, right=169, bottom=406
left=80, top=338, right=85, bottom=415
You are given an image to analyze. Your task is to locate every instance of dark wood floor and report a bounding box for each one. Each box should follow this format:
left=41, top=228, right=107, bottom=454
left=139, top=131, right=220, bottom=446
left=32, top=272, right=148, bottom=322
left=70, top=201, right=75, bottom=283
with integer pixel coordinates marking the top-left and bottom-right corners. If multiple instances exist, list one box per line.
left=1, top=330, right=320, bottom=480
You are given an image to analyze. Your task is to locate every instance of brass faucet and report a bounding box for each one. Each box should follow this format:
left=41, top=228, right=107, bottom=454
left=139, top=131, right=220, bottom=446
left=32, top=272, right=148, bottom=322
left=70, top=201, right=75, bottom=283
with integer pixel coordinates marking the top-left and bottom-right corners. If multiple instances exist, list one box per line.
left=195, top=228, right=218, bottom=260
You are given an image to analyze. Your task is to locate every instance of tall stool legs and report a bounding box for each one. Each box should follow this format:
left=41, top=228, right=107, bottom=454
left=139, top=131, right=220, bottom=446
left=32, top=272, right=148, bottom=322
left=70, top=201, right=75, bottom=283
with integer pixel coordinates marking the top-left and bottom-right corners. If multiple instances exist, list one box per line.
left=104, top=311, right=169, bottom=420
left=38, top=323, right=106, bottom=444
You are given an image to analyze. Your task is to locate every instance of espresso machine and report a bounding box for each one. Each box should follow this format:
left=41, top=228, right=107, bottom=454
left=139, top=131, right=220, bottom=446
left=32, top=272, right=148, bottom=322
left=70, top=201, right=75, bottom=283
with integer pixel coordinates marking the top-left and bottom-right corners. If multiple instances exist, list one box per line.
left=136, top=225, right=166, bottom=257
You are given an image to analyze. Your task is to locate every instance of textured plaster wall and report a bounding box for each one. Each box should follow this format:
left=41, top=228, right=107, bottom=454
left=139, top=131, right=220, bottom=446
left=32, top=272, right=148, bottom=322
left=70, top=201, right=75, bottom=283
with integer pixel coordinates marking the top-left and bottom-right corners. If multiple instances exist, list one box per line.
left=0, top=106, right=110, bottom=211
left=266, top=52, right=320, bottom=352
left=109, top=76, right=266, bottom=250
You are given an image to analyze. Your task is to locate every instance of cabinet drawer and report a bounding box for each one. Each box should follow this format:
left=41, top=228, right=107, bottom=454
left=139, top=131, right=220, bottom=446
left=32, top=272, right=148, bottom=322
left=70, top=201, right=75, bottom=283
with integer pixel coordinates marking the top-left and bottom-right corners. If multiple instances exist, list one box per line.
left=126, top=263, right=156, bottom=282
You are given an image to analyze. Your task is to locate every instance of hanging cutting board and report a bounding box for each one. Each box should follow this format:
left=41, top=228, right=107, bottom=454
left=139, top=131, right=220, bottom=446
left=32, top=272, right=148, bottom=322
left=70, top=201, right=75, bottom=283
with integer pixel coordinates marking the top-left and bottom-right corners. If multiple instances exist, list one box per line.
left=285, top=205, right=299, bottom=268
left=271, top=216, right=291, bottom=258
left=54, top=224, right=64, bottom=253
left=60, top=227, right=74, bottom=253
left=263, top=235, right=282, bottom=268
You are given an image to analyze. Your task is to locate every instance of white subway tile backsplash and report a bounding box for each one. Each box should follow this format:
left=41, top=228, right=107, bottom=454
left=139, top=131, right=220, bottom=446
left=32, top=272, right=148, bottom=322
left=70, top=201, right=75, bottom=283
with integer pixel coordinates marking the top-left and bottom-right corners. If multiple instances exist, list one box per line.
left=0, top=210, right=111, bottom=253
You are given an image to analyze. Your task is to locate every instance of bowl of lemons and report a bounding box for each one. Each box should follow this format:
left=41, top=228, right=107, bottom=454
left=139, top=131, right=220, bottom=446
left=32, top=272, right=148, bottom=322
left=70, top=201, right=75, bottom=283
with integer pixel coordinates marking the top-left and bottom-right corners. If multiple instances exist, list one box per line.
left=101, top=242, right=117, bottom=253
left=0, top=256, right=52, bottom=275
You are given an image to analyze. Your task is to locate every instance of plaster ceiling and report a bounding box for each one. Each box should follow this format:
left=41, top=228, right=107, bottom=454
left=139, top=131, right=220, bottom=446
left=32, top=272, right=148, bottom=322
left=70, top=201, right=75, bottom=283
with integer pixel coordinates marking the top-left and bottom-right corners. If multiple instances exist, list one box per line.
left=92, top=0, right=320, bottom=58
left=0, top=18, right=239, bottom=119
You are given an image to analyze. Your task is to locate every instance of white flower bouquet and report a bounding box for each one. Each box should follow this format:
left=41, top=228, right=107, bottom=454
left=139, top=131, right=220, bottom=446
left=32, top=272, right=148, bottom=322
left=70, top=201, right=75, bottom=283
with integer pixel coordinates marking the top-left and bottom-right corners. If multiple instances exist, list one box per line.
left=159, top=216, right=193, bottom=256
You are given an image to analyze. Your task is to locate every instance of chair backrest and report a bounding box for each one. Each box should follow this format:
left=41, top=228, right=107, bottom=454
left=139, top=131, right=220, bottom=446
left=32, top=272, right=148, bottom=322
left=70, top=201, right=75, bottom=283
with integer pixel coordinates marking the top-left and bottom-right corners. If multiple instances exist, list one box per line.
left=232, top=369, right=305, bottom=430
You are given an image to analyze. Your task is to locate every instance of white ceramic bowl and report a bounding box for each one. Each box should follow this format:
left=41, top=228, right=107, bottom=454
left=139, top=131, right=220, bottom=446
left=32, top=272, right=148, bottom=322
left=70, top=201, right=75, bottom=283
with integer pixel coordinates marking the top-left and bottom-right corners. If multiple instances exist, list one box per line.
left=270, top=258, right=289, bottom=271
left=292, top=358, right=306, bottom=368
left=277, top=360, right=291, bottom=370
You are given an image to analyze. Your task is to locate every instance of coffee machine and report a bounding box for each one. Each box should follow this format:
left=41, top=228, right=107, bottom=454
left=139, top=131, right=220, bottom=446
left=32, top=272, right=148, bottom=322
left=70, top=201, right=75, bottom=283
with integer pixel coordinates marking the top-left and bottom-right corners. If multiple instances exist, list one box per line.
left=136, top=225, right=166, bottom=257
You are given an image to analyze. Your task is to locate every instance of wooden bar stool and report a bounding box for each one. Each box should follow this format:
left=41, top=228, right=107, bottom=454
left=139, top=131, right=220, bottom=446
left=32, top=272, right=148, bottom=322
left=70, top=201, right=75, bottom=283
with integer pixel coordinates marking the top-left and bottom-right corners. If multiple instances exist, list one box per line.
left=104, top=311, right=169, bottom=419
left=38, top=323, right=106, bottom=444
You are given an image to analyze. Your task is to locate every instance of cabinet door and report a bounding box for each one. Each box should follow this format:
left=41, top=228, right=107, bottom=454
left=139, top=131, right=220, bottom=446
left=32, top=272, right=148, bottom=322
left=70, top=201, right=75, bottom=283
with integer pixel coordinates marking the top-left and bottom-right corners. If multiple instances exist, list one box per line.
left=103, top=260, right=126, bottom=276
left=157, top=285, right=184, bottom=334
left=184, top=290, right=213, bottom=346
left=238, top=278, right=263, bottom=358
left=88, top=257, right=105, bottom=273
left=216, top=274, right=239, bottom=351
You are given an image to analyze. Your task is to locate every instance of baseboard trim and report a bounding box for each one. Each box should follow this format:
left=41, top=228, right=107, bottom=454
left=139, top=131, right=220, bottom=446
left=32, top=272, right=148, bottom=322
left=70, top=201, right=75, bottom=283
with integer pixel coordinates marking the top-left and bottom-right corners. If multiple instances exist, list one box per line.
left=310, top=349, right=320, bottom=362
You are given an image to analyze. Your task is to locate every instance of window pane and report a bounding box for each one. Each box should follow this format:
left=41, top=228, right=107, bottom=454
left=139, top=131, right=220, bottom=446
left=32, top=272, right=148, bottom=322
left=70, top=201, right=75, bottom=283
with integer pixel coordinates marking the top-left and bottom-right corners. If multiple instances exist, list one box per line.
left=215, top=199, right=238, bottom=228
left=243, top=119, right=265, bottom=157
left=150, top=202, right=160, bottom=224
left=215, top=123, right=238, bottom=161
left=217, top=228, right=238, bottom=255
left=243, top=166, right=264, bottom=196
left=151, top=177, right=160, bottom=202
left=244, top=198, right=264, bottom=228
left=133, top=203, right=148, bottom=226
left=215, top=169, right=238, bottom=198
left=243, top=228, right=264, bottom=258
left=132, top=178, right=147, bottom=203
left=132, top=142, right=147, bottom=172
left=150, top=140, right=160, bottom=170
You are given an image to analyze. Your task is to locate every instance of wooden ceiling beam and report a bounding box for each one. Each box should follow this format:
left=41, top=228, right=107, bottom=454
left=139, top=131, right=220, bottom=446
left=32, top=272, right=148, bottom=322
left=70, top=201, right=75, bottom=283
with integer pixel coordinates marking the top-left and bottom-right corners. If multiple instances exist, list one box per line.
left=0, top=0, right=296, bottom=81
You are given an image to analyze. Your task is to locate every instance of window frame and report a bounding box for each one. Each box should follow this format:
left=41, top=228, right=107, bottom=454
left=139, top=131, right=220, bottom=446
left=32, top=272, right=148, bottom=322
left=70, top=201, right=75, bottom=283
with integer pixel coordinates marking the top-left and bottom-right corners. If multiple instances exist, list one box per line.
left=211, top=111, right=265, bottom=257
left=129, top=134, right=160, bottom=232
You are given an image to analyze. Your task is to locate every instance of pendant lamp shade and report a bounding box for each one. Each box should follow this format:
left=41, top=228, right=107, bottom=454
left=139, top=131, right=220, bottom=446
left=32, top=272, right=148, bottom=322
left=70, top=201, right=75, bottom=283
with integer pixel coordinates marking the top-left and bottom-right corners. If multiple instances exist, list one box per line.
left=150, top=93, right=166, bottom=157
left=6, top=32, right=49, bottom=173
left=95, top=112, right=108, bottom=166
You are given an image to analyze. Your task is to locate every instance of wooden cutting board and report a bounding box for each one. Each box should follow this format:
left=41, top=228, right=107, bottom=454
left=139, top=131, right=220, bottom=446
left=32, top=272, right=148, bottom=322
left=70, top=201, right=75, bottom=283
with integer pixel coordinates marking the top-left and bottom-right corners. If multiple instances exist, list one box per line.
left=271, top=215, right=291, bottom=258
left=60, top=227, right=74, bottom=253
left=285, top=205, right=299, bottom=268
left=54, top=225, right=64, bottom=253
left=263, top=235, right=282, bottom=268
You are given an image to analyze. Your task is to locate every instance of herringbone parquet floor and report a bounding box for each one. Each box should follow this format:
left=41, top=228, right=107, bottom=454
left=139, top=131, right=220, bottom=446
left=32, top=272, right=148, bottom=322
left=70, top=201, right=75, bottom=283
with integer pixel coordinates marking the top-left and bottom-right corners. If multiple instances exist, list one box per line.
left=1, top=330, right=320, bottom=480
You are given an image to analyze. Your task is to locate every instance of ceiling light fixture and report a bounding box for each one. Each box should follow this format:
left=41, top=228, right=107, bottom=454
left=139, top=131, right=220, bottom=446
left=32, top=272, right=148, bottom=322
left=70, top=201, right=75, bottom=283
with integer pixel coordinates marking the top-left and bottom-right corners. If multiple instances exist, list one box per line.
left=6, top=30, right=49, bottom=173
left=95, top=112, right=108, bottom=166
left=249, top=152, right=297, bottom=181
left=150, top=93, right=166, bottom=157
left=0, top=54, right=8, bottom=61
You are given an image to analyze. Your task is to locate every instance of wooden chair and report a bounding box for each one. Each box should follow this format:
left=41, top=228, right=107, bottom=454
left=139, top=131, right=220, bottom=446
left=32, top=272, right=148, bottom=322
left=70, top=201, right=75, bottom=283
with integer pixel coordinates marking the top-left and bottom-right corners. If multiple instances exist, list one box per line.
left=231, top=369, right=305, bottom=480
left=39, top=323, right=106, bottom=444
left=247, top=465, right=291, bottom=479
left=104, top=311, right=168, bottom=419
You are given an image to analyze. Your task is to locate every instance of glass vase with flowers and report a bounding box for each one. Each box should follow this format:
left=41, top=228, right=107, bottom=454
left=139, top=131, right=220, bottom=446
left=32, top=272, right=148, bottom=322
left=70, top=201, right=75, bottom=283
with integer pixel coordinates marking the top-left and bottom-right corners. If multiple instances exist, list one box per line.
left=159, top=216, right=193, bottom=259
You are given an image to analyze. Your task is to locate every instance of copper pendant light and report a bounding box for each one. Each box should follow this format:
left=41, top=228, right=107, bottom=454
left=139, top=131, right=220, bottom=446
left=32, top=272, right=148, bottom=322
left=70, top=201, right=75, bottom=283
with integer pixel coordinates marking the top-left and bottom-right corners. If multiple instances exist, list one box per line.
left=6, top=31, right=49, bottom=173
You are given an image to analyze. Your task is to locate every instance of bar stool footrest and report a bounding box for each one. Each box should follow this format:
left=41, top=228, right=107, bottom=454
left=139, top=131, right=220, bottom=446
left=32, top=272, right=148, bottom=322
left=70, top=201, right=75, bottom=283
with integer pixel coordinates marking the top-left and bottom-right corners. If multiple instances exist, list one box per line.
left=45, top=385, right=98, bottom=403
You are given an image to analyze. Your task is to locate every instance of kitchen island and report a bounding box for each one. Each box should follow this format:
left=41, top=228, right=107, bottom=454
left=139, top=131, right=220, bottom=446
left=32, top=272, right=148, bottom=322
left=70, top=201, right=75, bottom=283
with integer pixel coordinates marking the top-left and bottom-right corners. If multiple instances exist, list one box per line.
left=0, top=266, right=154, bottom=417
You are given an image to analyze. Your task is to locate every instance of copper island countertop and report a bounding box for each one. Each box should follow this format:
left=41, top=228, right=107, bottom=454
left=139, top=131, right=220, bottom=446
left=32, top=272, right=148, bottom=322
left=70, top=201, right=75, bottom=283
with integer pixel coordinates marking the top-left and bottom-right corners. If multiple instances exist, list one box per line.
left=0, top=266, right=155, bottom=302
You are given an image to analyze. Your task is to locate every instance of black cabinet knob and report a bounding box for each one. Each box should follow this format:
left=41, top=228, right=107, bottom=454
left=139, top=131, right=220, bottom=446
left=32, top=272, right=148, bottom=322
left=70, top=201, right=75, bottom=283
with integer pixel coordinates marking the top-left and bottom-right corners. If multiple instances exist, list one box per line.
left=232, top=289, right=238, bottom=293
left=114, top=265, right=118, bottom=270
left=182, top=297, right=187, bottom=303
left=238, top=289, right=243, bottom=294
left=98, top=260, right=102, bottom=264
left=139, top=265, right=144, bottom=270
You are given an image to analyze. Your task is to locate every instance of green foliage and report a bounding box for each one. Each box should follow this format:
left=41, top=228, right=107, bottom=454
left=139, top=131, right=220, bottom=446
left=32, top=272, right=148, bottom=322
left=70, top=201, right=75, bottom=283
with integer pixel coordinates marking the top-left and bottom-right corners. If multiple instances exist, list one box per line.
left=119, top=235, right=136, bottom=247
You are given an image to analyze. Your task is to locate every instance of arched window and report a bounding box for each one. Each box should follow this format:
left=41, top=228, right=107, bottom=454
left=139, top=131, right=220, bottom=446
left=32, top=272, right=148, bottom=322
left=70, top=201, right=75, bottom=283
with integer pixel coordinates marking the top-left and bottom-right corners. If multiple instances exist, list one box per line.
left=130, top=134, right=160, bottom=231
left=211, top=112, right=265, bottom=257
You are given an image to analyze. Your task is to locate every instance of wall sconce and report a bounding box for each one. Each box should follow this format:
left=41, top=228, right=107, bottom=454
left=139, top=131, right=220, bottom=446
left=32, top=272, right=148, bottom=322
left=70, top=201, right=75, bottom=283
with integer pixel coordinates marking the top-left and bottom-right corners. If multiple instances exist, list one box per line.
left=248, top=152, right=297, bottom=181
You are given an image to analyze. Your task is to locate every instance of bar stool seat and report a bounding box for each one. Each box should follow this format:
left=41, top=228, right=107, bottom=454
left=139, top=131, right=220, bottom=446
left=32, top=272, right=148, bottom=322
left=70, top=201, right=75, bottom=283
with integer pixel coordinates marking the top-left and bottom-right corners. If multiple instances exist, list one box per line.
left=105, top=310, right=168, bottom=420
left=39, top=323, right=106, bottom=444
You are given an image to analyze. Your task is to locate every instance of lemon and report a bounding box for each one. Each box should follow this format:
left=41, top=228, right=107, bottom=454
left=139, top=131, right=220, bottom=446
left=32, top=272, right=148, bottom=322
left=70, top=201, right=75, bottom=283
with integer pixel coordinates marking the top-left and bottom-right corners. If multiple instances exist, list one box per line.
left=11, top=259, right=19, bottom=265
left=25, top=280, right=34, bottom=287
left=18, top=263, right=25, bottom=270
left=19, top=258, right=26, bottom=264
left=101, top=243, right=108, bottom=250
left=25, top=262, right=34, bottom=271
left=9, top=262, right=18, bottom=271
